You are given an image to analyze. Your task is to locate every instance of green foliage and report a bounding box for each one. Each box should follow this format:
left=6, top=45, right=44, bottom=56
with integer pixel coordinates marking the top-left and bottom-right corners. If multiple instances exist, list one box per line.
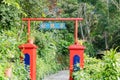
left=20, top=0, right=48, bottom=17
left=55, top=30, right=74, bottom=55
left=101, top=48, right=120, bottom=80
left=0, top=28, right=28, bottom=79
left=34, top=30, right=73, bottom=79
left=0, top=0, right=23, bottom=29
left=54, top=30, right=73, bottom=68
left=83, top=41, right=96, bottom=57
left=59, top=0, right=120, bottom=50
left=73, top=49, right=120, bottom=80
left=0, top=0, right=120, bottom=79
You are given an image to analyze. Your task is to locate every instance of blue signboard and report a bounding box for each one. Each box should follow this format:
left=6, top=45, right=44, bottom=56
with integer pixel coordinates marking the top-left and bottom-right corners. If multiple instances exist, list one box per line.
left=39, top=22, right=66, bottom=29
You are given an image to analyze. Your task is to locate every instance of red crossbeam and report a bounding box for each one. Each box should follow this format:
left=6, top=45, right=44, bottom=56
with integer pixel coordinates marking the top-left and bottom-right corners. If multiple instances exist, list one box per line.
left=22, top=18, right=83, bottom=21
left=22, top=18, right=83, bottom=44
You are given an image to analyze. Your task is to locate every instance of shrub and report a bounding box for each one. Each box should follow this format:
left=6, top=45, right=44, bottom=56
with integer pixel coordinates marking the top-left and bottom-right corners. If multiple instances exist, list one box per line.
left=73, top=49, right=120, bottom=80
left=0, top=29, right=29, bottom=79
left=34, top=31, right=63, bottom=79
left=83, top=41, right=96, bottom=57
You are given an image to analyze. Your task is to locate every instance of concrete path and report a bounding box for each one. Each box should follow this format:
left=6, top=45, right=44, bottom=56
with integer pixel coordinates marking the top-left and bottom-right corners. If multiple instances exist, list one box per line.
left=43, top=70, right=69, bottom=80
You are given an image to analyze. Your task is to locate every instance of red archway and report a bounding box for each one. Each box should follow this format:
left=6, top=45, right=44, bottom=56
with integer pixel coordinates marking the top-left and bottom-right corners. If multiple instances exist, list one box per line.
left=19, top=18, right=85, bottom=80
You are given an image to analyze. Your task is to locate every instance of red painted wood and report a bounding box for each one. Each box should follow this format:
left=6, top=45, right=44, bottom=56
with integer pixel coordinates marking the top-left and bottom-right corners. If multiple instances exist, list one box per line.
left=19, top=43, right=37, bottom=80
left=69, top=44, right=85, bottom=80
left=22, top=18, right=83, bottom=21
left=27, top=20, right=30, bottom=42
left=75, top=20, right=78, bottom=44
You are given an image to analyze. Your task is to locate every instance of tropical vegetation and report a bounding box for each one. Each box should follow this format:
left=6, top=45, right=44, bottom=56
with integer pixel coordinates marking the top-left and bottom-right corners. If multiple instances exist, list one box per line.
left=0, top=0, right=120, bottom=80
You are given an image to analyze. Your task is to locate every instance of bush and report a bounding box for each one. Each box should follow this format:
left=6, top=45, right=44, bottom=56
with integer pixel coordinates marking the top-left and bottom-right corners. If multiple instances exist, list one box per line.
left=34, top=30, right=64, bottom=79
left=73, top=49, right=120, bottom=80
left=83, top=41, right=96, bottom=57
left=0, top=29, right=29, bottom=79
left=33, top=30, right=73, bottom=79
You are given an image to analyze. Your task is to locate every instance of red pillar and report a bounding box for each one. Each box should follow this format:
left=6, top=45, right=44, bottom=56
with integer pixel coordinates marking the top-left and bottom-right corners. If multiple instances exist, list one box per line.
left=74, top=20, right=78, bottom=44
left=19, top=42, right=37, bottom=80
left=69, top=44, right=85, bottom=80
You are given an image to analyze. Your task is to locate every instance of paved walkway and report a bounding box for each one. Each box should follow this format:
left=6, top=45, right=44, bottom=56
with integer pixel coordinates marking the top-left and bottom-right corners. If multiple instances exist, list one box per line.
left=43, top=70, right=69, bottom=80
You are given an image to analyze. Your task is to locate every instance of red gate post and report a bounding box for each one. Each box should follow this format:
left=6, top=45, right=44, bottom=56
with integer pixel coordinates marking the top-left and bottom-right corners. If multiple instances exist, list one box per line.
left=19, top=40, right=37, bottom=80
left=69, top=44, right=85, bottom=80
left=68, top=20, right=85, bottom=80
